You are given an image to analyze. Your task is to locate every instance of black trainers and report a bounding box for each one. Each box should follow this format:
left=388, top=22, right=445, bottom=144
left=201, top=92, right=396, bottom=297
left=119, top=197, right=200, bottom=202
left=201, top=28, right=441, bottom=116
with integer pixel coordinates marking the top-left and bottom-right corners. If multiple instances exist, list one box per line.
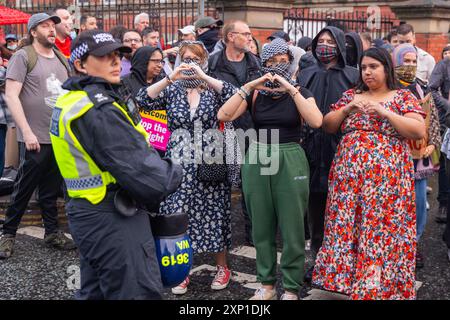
left=0, top=234, right=15, bottom=259
left=416, top=251, right=424, bottom=269
left=435, top=206, right=447, bottom=224
left=44, top=231, right=77, bottom=251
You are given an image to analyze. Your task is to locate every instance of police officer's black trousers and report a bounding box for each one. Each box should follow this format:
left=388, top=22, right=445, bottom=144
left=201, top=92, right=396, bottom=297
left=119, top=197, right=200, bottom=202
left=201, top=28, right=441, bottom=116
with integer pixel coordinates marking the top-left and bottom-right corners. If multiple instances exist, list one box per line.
left=66, top=192, right=163, bottom=300
left=3, top=143, right=62, bottom=236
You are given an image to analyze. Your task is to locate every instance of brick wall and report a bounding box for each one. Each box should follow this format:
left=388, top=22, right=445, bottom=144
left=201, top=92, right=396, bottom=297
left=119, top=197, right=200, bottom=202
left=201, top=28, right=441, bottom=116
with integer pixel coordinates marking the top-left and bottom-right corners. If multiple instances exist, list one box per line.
left=251, top=28, right=279, bottom=48
left=416, top=33, right=449, bottom=62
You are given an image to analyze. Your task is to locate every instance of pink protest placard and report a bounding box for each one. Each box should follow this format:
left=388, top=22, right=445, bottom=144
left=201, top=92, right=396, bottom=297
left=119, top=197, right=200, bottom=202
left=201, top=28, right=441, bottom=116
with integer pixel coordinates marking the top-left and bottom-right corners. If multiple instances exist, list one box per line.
left=140, top=110, right=171, bottom=151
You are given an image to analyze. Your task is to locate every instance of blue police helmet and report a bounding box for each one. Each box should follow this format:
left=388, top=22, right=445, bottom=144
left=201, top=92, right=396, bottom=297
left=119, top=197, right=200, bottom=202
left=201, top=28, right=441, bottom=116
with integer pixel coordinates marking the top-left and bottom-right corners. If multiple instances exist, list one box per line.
left=150, top=212, right=193, bottom=287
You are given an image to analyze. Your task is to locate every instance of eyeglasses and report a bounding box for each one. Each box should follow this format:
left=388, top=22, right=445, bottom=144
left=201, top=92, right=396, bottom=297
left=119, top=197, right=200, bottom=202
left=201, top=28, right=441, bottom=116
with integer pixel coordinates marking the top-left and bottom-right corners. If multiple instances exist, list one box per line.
left=149, top=59, right=165, bottom=65
left=231, top=32, right=252, bottom=38
left=183, top=58, right=202, bottom=64
left=123, top=38, right=142, bottom=44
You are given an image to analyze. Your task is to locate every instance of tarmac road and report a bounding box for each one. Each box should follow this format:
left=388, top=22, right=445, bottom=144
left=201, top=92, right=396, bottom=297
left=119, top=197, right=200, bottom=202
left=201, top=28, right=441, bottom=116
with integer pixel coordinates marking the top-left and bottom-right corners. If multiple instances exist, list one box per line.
left=0, top=176, right=449, bottom=300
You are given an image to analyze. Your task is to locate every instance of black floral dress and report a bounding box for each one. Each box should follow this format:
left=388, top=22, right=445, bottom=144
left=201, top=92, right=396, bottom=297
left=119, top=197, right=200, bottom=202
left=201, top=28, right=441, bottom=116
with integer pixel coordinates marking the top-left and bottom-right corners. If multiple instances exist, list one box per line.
left=136, top=82, right=236, bottom=253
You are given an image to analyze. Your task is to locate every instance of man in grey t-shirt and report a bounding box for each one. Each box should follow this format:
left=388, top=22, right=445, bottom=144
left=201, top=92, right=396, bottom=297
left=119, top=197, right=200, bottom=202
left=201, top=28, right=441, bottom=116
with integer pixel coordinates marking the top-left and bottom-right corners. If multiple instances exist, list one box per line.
left=0, top=13, right=75, bottom=260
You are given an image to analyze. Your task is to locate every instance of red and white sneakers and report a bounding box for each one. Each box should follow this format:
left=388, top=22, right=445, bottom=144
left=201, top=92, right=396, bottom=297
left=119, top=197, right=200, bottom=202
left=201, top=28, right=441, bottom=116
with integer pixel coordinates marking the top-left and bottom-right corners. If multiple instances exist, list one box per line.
left=211, top=265, right=232, bottom=290
left=171, top=276, right=190, bottom=295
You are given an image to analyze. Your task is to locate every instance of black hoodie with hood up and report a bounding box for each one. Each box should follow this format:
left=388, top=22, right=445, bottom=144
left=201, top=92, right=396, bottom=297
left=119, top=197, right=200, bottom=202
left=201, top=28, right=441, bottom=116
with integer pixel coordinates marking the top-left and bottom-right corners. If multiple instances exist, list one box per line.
left=298, top=26, right=359, bottom=193
left=345, top=32, right=363, bottom=69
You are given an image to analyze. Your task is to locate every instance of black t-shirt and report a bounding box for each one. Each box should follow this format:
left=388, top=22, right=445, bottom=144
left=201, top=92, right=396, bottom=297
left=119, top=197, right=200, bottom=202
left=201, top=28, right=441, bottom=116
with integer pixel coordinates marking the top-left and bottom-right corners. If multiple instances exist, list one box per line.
left=245, top=86, right=314, bottom=144
left=229, top=58, right=248, bottom=86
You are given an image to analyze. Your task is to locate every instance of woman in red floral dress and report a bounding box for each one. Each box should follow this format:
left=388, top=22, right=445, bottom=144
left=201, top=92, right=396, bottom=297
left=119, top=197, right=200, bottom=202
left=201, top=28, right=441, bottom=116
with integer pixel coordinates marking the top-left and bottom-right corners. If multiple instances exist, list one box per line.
left=312, top=48, right=426, bottom=300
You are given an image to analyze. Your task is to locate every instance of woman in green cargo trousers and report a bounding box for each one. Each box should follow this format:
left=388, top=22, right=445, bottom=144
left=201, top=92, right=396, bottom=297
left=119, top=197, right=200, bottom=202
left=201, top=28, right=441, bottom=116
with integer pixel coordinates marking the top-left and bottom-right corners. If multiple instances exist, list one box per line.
left=218, top=38, right=323, bottom=300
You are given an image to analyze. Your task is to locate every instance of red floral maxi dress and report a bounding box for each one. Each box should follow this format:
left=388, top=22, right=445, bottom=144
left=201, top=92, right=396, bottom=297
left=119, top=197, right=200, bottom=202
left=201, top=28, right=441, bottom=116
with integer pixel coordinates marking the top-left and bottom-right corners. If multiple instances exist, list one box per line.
left=312, top=89, right=425, bottom=300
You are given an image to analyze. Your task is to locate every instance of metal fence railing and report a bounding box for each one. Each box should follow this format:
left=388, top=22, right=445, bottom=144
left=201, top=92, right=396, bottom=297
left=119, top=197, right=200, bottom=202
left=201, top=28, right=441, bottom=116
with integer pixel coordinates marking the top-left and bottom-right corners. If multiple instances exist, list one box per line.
left=3, top=0, right=223, bottom=46
left=284, top=7, right=397, bottom=45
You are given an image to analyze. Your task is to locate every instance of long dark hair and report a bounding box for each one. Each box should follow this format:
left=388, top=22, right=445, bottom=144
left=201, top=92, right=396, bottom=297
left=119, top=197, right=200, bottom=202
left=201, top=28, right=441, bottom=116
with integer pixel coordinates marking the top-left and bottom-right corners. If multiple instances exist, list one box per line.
left=355, top=47, right=399, bottom=92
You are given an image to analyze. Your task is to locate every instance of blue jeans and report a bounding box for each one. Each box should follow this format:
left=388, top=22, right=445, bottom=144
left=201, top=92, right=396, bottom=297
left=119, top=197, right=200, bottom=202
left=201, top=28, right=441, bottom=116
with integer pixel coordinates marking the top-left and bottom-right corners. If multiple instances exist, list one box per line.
left=416, top=178, right=427, bottom=241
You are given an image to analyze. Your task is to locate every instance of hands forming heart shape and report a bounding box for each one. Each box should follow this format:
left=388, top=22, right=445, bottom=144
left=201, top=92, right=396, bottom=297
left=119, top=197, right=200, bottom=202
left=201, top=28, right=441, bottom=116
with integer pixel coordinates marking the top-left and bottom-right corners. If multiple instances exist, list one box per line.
left=172, top=63, right=206, bottom=81
left=250, top=73, right=292, bottom=92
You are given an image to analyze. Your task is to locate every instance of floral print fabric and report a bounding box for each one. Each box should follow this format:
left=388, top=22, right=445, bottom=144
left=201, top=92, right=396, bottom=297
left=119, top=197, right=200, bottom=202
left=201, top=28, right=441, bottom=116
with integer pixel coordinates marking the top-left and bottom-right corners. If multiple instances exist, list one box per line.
left=136, top=81, right=236, bottom=253
left=312, top=89, right=425, bottom=300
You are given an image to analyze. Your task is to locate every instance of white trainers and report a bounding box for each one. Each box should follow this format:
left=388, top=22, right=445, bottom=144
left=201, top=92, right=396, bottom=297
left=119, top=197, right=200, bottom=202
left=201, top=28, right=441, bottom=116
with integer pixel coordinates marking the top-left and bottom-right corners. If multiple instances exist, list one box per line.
left=249, top=287, right=277, bottom=300
left=280, top=292, right=299, bottom=300
left=426, top=201, right=430, bottom=211
left=171, top=276, right=190, bottom=295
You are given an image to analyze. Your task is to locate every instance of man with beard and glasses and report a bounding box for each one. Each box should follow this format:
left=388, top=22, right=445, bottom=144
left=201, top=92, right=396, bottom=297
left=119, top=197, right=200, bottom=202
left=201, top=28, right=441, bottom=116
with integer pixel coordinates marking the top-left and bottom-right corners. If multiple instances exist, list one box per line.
left=53, top=6, right=74, bottom=59
left=0, top=13, right=74, bottom=260
left=297, top=26, right=359, bottom=283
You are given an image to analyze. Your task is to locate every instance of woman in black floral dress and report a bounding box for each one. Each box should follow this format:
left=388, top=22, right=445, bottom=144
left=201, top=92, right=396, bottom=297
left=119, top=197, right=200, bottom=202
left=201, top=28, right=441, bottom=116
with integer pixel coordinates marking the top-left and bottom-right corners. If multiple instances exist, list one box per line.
left=136, top=41, right=236, bottom=295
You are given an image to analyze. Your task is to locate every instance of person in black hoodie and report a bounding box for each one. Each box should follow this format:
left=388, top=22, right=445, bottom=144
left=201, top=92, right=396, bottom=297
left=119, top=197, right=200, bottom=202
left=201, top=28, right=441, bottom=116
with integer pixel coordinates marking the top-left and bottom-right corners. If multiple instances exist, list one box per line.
left=429, top=46, right=450, bottom=224
left=120, top=46, right=167, bottom=157
left=345, top=32, right=363, bottom=69
left=121, top=46, right=165, bottom=99
left=298, top=26, right=359, bottom=282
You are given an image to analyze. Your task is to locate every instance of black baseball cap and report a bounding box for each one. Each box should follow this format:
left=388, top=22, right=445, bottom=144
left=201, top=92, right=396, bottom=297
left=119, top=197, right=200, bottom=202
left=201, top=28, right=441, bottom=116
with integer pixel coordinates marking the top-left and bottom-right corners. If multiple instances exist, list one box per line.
left=267, top=31, right=290, bottom=42
left=69, top=30, right=132, bottom=64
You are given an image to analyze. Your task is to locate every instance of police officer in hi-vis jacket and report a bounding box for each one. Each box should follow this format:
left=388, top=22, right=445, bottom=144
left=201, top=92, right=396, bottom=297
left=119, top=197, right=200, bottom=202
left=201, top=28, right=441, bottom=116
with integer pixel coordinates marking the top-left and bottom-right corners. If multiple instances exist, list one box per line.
left=50, top=30, right=183, bottom=299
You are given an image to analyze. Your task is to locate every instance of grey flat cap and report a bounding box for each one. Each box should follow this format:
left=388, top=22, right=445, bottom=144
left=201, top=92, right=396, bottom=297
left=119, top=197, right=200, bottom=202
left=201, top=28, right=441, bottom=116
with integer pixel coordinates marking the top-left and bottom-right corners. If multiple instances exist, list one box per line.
left=194, top=16, right=223, bottom=30
left=27, top=13, right=61, bottom=32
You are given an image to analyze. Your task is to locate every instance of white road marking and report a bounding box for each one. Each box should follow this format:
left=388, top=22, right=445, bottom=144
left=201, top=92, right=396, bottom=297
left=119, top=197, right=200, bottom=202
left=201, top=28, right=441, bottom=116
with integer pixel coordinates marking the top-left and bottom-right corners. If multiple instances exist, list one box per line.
left=17, top=226, right=72, bottom=240
left=230, top=245, right=282, bottom=264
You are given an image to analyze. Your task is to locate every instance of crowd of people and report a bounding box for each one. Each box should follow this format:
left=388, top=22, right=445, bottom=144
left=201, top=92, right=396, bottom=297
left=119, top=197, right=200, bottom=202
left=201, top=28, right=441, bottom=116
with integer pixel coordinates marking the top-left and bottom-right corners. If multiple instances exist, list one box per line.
left=0, top=6, right=449, bottom=301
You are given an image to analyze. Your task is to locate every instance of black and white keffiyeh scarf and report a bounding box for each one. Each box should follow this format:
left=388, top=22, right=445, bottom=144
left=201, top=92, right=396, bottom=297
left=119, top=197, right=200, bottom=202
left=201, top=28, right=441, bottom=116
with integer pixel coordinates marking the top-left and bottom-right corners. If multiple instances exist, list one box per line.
left=175, top=41, right=209, bottom=89
left=260, top=38, right=296, bottom=97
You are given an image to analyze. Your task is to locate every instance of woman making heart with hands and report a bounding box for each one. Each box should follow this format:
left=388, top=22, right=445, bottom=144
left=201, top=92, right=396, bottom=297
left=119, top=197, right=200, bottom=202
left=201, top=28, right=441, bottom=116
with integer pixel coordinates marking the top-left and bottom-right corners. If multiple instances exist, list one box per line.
left=314, top=48, right=426, bottom=300
left=218, top=38, right=322, bottom=301
left=136, top=41, right=238, bottom=296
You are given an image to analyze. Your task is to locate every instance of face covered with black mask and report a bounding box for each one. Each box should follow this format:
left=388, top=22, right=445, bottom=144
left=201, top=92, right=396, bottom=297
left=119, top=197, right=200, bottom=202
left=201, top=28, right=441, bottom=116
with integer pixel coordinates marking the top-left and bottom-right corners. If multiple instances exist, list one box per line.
left=345, top=39, right=358, bottom=67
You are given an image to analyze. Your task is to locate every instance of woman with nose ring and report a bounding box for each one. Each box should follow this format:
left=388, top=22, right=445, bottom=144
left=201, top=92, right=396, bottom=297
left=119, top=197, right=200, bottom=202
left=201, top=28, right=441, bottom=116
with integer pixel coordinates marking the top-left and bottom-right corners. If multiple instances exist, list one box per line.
left=314, top=47, right=426, bottom=300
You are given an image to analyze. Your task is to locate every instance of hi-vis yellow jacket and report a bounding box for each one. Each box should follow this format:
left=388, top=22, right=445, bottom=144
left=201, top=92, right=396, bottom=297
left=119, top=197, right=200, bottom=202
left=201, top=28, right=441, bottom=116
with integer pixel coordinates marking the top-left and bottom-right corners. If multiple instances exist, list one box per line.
left=50, top=90, right=148, bottom=204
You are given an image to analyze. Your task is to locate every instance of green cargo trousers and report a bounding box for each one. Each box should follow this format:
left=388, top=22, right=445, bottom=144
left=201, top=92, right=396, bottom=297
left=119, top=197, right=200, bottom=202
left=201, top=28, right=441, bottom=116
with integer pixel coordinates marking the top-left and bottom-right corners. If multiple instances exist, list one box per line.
left=242, top=142, right=309, bottom=292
